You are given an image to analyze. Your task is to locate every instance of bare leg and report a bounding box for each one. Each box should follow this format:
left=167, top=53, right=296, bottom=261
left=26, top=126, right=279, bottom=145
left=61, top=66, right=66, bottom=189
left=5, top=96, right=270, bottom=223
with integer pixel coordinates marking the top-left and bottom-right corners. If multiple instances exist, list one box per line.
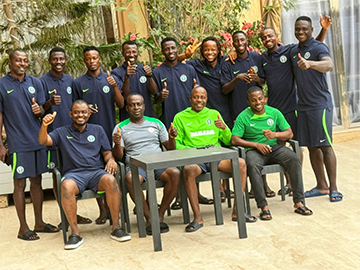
left=183, top=165, right=203, bottom=224
left=308, top=147, right=329, bottom=192
left=158, top=168, right=180, bottom=222
left=95, top=197, right=108, bottom=224
left=320, top=146, right=337, bottom=191
left=61, top=180, right=80, bottom=236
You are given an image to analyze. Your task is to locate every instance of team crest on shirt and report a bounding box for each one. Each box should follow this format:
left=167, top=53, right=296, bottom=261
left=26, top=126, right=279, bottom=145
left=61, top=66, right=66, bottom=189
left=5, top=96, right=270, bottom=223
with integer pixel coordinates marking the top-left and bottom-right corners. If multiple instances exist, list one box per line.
left=103, top=86, right=110, bottom=93
left=139, top=76, right=147, bottom=84
left=66, top=86, right=72, bottom=94
left=48, top=162, right=55, bottom=169
left=28, top=86, right=35, bottom=94
left=147, top=127, right=155, bottom=133
left=206, top=119, right=212, bottom=125
left=267, top=119, right=274, bottom=126
left=180, top=75, right=187, bottom=82
left=280, top=56, right=287, bottom=63
left=304, top=52, right=311, bottom=59
left=87, top=135, right=96, bottom=142
left=16, top=166, right=24, bottom=174
left=252, top=66, right=259, bottom=73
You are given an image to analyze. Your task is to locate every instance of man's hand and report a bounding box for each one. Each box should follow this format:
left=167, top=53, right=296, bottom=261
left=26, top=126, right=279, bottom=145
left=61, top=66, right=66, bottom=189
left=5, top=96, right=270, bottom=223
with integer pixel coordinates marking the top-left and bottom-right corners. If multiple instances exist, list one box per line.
left=185, top=39, right=202, bottom=58
left=126, top=61, right=137, bottom=77
left=42, top=112, right=57, bottom=126
left=142, top=61, right=153, bottom=77
left=160, top=82, right=169, bottom=99
left=113, top=126, right=122, bottom=145
left=88, top=104, right=98, bottom=115
left=31, top=98, right=41, bottom=115
left=255, top=143, right=272, bottom=155
left=50, top=89, right=61, bottom=106
left=193, top=78, right=198, bottom=88
left=106, top=71, right=117, bottom=87
left=320, top=15, right=331, bottom=30
left=104, top=158, right=117, bottom=174
left=0, top=144, right=8, bottom=163
left=214, top=113, right=226, bottom=130
left=236, top=72, right=251, bottom=84
left=168, top=122, right=177, bottom=139
left=225, top=50, right=237, bottom=64
left=263, top=129, right=276, bottom=139
left=297, top=53, right=311, bottom=70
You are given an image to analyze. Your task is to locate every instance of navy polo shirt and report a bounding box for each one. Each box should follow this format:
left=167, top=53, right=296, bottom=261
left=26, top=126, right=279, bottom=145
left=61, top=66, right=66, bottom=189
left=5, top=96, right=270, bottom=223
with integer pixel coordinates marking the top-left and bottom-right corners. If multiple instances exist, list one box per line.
left=40, top=72, right=73, bottom=131
left=49, top=123, right=110, bottom=174
left=111, top=62, right=154, bottom=120
left=72, top=71, right=121, bottom=143
left=0, top=73, right=45, bottom=153
left=262, top=44, right=297, bottom=114
left=290, top=38, right=333, bottom=111
left=188, top=57, right=232, bottom=127
left=220, top=51, right=264, bottom=121
left=153, top=61, right=199, bottom=128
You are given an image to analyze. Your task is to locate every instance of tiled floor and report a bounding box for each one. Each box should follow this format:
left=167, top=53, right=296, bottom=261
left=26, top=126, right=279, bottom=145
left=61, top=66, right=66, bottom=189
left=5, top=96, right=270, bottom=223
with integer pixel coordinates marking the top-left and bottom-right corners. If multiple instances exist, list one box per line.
left=0, top=140, right=359, bottom=270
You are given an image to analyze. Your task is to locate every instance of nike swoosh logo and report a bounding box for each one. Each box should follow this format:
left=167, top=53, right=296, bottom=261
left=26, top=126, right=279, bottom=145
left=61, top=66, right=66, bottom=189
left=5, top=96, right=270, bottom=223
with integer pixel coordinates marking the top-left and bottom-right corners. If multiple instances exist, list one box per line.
left=233, top=70, right=240, bottom=75
left=66, top=136, right=73, bottom=139
left=187, top=122, right=192, bottom=126
left=293, top=55, right=297, bottom=58
left=6, top=89, right=14, bottom=94
left=128, top=131, right=134, bottom=134
left=320, top=139, right=326, bottom=143
left=250, top=124, right=255, bottom=127
left=203, top=71, right=209, bottom=74
left=82, top=88, right=89, bottom=93
left=48, top=90, right=55, bottom=94
left=263, top=63, right=268, bottom=66
left=161, top=78, right=167, bottom=82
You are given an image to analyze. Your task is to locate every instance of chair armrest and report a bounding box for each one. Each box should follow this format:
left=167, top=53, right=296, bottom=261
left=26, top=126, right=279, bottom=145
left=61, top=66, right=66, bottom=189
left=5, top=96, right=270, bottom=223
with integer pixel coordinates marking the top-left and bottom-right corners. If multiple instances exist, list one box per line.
left=287, top=139, right=300, bottom=158
left=228, top=145, right=246, bottom=159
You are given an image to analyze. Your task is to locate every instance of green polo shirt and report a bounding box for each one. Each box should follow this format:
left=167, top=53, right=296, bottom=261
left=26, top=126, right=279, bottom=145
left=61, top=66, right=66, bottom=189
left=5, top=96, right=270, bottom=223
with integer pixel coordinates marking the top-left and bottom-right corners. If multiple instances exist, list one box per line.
left=232, top=105, right=290, bottom=150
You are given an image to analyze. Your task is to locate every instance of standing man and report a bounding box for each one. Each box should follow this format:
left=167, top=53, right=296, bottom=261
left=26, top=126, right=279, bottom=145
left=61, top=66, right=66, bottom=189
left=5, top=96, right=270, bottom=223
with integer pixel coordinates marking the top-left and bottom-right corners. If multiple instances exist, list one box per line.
left=72, top=46, right=125, bottom=224
left=112, top=93, right=180, bottom=235
left=39, top=100, right=130, bottom=250
left=111, top=41, right=157, bottom=121
left=290, top=16, right=342, bottom=202
left=0, top=49, right=58, bottom=241
left=40, top=47, right=92, bottom=225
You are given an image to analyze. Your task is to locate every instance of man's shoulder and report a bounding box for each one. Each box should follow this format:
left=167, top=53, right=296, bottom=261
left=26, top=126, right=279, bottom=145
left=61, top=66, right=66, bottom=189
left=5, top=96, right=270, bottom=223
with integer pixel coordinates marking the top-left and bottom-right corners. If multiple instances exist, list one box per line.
left=144, top=116, right=165, bottom=127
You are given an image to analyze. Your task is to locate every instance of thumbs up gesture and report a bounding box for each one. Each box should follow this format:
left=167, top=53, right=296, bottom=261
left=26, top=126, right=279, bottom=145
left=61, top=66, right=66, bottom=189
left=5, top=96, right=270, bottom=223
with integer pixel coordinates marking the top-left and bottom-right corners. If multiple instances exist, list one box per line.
left=50, top=89, right=61, bottom=106
left=168, top=122, right=177, bottom=139
left=112, top=125, right=122, bottom=146
left=42, top=111, right=57, bottom=126
left=106, top=70, right=117, bottom=87
left=126, top=61, right=137, bottom=77
left=296, top=53, right=311, bottom=70
left=193, top=78, right=198, bottom=88
left=214, top=113, right=226, bottom=130
left=31, top=97, right=42, bottom=116
left=142, top=60, right=153, bottom=77
left=161, top=81, right=169, bottom=99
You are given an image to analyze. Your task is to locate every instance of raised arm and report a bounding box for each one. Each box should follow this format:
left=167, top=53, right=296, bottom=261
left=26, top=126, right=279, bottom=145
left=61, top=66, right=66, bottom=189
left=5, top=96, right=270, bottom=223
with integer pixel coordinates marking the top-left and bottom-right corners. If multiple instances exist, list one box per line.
left=315, top=15, right=331, bottom=42
left=107, top=71, right=124, bottom=109
left=38, top=112, right=56, bottom=146
left=112, top=125, right=124, bottom=161
left=162, top=122, right=177, bottom=150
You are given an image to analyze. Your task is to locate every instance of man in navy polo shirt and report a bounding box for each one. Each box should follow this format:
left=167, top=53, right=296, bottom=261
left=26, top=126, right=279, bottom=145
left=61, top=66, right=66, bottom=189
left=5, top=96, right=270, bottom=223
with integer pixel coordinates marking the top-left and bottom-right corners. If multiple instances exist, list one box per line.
left=152, top=37, right=199, bottom=129
left=111, top=41, right=157, bottom=121
left=72, top=46, right=125, bottom=224
left=0, top=49, right=58, bottom=241
left=290, top=16, right=342, bottom=202
left=220, top=30, right=265, bottom=123
left=39, top=99, right=130, bottom=250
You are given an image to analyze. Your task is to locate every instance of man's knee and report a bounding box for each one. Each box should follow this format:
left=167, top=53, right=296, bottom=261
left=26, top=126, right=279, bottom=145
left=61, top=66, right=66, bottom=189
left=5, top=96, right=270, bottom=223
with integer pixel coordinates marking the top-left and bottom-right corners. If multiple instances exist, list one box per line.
left=183, top=165, right=201, bottom=180
left=101, top=174, right=119, bottom=191
left=239, top=158, right=246, bottom=171
left=162, top=167, right=181, bottom=183
left=61, top=180, right=77, bottom=198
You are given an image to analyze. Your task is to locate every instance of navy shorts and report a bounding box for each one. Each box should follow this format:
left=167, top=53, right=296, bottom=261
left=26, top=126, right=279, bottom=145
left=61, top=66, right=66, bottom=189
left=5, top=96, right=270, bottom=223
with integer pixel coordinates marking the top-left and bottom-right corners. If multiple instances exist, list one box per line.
left=283, top=110, right=298, bottom=140
left=9, top=149, right=48, bottom=179
left=125, top=165, right=166, bottom=182
left=197, top=161, right=221, bottom=173
left=47, top=149, right=58, bottom=173
left=62, top=169, right=110, bottom=194
left=297, top=108, right=333, bottom=147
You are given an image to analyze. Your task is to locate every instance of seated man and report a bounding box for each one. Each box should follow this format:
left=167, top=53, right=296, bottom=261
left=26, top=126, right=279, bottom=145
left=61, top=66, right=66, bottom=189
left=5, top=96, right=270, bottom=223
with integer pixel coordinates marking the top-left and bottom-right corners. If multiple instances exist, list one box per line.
left=112, top=93, right=180, bottom=235
left=231, top=86, right=313, bottom=220
left=38, top=99, right=130, bottom=250
left=173, top=86, right=255, bottom=233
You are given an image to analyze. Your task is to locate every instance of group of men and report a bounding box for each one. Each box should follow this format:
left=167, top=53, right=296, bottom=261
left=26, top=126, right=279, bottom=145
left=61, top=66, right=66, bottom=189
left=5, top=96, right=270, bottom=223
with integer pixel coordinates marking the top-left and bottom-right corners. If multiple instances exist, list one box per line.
left=0, top=15, right=342, bottom=250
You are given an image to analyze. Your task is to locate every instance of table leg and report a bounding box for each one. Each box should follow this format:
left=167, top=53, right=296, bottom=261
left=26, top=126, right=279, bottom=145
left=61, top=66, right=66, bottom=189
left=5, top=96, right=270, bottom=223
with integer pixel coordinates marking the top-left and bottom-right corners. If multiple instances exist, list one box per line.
left=130, top=164, right=146, bottom=238
left=210, top=161, right=223, bottom=225
left=231, top=157, right=247, bottom=239
left=146, top=170, right=162, bottom=252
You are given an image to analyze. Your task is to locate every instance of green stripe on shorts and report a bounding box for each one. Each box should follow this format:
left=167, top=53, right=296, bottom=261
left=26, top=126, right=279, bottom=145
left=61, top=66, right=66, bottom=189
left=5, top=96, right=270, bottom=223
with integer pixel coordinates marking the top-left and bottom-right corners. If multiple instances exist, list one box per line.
left=12, top=152, right=17, bottom=178
left=322, top=109, right=333, bottom=147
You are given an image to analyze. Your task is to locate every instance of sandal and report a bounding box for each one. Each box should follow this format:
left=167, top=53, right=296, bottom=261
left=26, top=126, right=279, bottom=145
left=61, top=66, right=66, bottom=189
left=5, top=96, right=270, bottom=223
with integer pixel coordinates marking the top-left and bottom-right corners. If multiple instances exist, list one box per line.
left=170, top=201, right=182, bottom=210
left=77, top=214, right=92, bottom=224
left=277, top=186, right=293, bottom=196
left=260, top=210, right=272, bottom=221
left=265, top=190, right=276, bottom=198
left=220, top=192, right=226, bottom=203
left=294, top=205, right=313, bottom=215
left=198, top=194, right=214, bottom=205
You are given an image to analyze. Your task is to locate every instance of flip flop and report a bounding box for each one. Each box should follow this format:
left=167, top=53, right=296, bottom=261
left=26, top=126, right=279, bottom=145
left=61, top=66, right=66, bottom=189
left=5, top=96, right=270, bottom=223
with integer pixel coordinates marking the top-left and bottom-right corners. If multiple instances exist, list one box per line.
left=17, top=230, right=40, bottom=241
left=170, top=201, right=182, bottom=210
left=198, top=195, right=214, bottom=205
left=304, top=188, right=329, bottom=198
left=329, top=190, right=343, bottom=202
left=77, top=214, right=92, bottom=224
left=146, top=222, right=170, bottom=235
left=278, top=186, right=293, bottom=196
left=265, top=190, right=276, bottom=198
left=95, top=216, right=107, bottom=225
left=294, top=205, right=313, bottom=215
left=220, top=192, right=226, bottom=202
left=34, top=223, right=60, bottom=233
left=185, top=221, right=203, bottom=232
left=260, top=210, right=272, bottom=221
left=232, top=213, right=257, bottom=223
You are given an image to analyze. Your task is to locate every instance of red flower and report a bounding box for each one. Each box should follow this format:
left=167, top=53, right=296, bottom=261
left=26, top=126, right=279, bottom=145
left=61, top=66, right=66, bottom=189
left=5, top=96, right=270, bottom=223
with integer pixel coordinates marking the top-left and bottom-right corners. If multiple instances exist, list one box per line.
left=130, top=33, right=137, bottom=41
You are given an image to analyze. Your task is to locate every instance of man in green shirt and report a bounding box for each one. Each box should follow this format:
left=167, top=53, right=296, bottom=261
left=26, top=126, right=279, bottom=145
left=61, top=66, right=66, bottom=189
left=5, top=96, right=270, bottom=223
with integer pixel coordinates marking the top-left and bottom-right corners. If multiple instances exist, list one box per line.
left=231, top=86, right=313, bottom=221
left=173, top=86, right=255, bottom=233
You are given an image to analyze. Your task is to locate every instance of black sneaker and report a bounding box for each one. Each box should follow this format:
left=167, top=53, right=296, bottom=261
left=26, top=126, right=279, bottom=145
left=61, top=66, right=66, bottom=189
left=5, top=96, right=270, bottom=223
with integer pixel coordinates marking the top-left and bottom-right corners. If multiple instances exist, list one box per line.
left=110, top=227, right=131, bottom=242
left=64, top=234, right=83, bottom=250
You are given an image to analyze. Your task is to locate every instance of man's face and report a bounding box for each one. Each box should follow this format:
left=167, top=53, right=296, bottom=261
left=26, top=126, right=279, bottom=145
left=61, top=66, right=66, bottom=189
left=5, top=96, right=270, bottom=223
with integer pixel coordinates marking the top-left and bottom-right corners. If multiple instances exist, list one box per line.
left=9, top=51, right=28, bottom=77
left=261, top=29, right=278, bottom=51
left=233, top=33, right=248, bottom=55
left=126, top=95, right=145, bottom=121
left=122, top=44, right=138, bottom=65
left=189, top=87, right=208, bottom=112
left=49, top=52, right=66, bottom=75
left=202, top=40, right=219, bottom=63
left=84, top=50, right=101, bottom=72
left=295, top=20, right=313, bottom=44
left=70, top=102, right=90, bottom=127
left=247, top=90, right=266, bottom=115
left=162, top=41, right=179, bottom=62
